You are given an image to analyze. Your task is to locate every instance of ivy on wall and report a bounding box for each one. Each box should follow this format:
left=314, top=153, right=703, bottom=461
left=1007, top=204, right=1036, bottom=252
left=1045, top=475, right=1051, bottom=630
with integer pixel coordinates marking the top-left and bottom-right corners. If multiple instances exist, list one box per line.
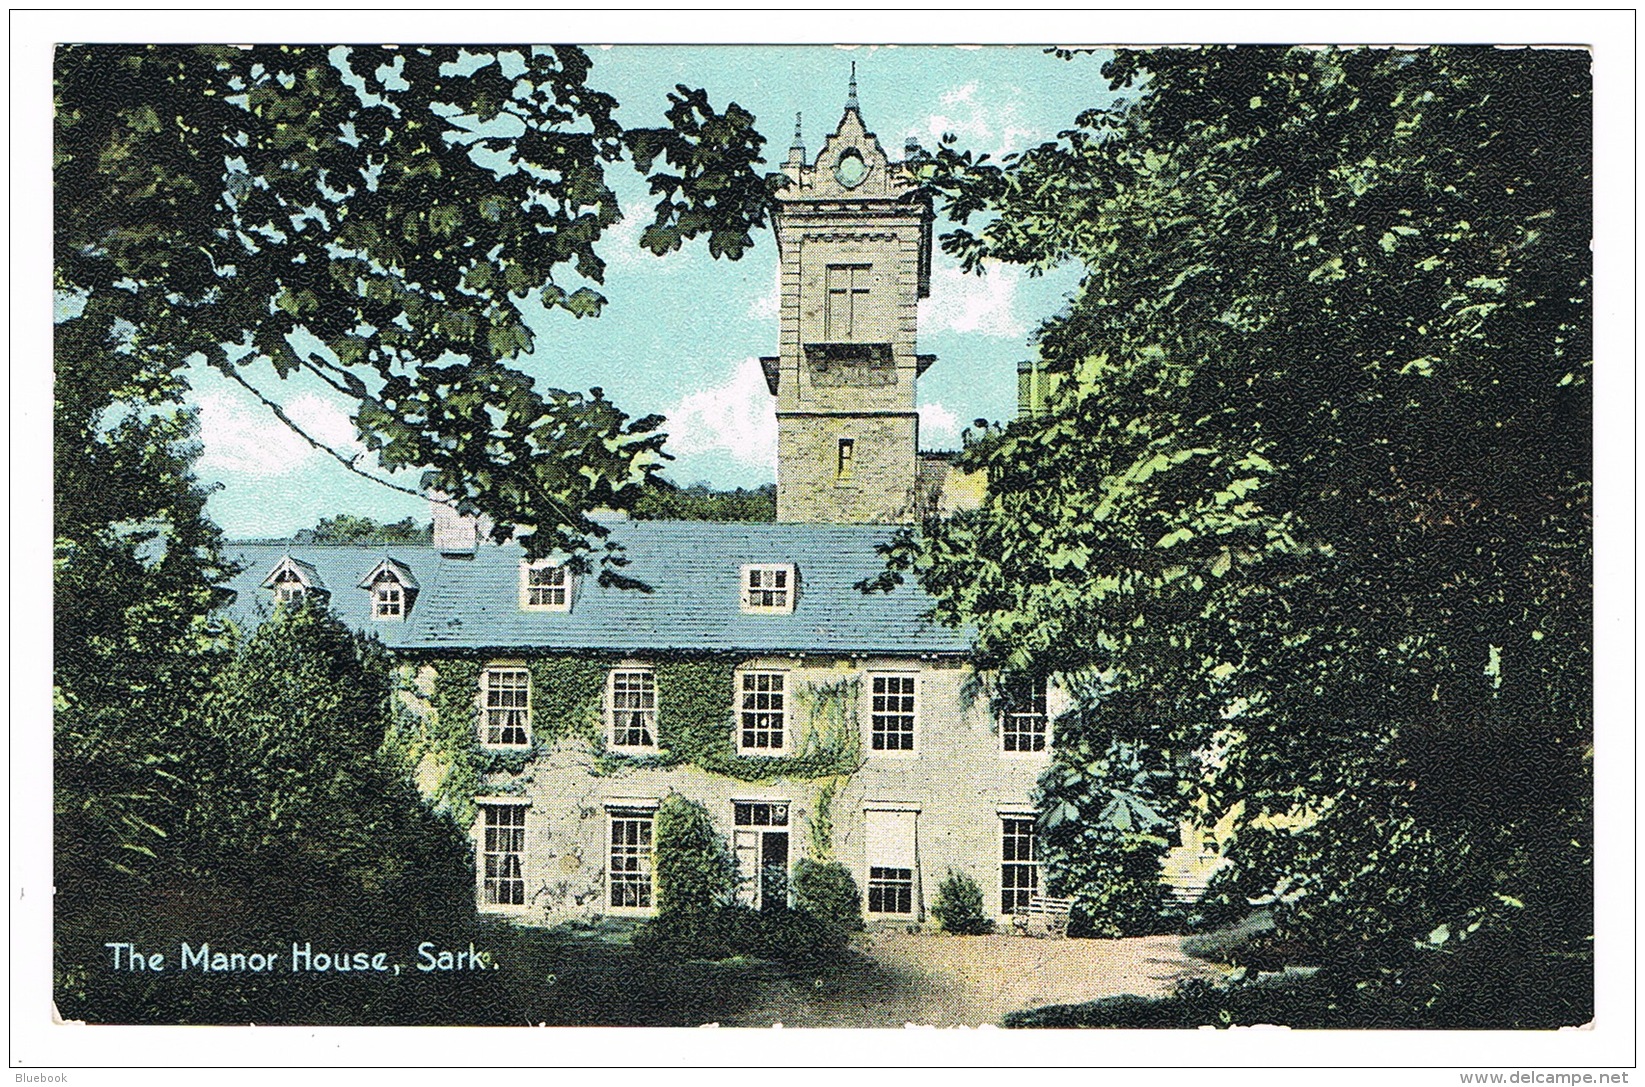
left=391, top=653, right=866, bottom=822
left=809, top=776, right=843, bottom=859
left=648, top=664, right=863, bottom=783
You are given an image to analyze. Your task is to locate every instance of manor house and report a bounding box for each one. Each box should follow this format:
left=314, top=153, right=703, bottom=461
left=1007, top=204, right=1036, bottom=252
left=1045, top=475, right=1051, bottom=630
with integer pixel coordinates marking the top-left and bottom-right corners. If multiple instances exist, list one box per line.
left=228, top=87, right=1064, bottom=926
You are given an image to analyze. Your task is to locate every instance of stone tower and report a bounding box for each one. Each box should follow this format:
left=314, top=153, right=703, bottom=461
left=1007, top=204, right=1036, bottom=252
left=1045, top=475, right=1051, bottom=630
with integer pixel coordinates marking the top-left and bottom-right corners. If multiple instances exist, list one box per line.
left=763, top=69, right=935, bottom=524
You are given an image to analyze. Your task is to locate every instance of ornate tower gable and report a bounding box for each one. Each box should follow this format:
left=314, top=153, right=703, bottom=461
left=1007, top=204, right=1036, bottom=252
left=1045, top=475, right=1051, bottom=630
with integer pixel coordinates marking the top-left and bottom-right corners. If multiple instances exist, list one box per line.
left=781, top=100, right=911, bottom=204
left=768, top=70, right=936, bottom=524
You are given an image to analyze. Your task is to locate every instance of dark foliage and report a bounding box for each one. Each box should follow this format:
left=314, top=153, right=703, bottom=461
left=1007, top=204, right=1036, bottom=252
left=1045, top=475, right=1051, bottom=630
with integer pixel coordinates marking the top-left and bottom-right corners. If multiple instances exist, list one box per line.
left=930, top=870, right=994, bottom=936
left=883, top=46, right=1591, bottom=1022
left=293, top=514, right=432, bottom=545
left=631, top=480, right=777, bottom=522
left=1007, top=936, right=1592, bottom=1030
left=653, top=794, right=738, bottom=919
left=57, top=603, right=478, bottom=1024
left=792, top=858, right=865, bottom=936
left=636, top=904, right=848, bottom=965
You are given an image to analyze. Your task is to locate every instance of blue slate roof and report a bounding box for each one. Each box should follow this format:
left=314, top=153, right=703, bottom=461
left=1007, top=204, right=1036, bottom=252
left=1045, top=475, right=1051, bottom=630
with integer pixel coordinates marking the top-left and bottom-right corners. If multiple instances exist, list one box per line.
left=225, top=522, right=972, bottom=656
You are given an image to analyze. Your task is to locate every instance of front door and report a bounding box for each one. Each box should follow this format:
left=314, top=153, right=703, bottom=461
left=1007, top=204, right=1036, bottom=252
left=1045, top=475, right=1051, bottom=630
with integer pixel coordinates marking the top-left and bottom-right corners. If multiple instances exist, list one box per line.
left=733, top=801, right=790, bottom=911
left=759, top=830, right=789, bottom=911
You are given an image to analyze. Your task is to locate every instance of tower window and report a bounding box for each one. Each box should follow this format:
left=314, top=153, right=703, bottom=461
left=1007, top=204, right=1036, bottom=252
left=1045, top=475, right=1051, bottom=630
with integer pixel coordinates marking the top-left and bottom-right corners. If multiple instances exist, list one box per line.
left=825, top=264, right=871, bottom=340
left=837, top=438, right=856, bottom=480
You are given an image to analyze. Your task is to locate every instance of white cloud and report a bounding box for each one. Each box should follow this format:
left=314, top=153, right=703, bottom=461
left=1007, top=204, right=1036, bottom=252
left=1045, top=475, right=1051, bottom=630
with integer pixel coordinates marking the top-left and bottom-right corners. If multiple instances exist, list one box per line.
left=195, top=388, right=365, bottom=479
left=747, top=264, right=782, bottom=320
left=919, top=260, right=1027, bottom=339
left=917, top=401, right=962, bottom=449
left=599, top=210, right=653, bottom=270
left=922, top=81, right=1042, bottom=160
left=661, top=357, right=777, bottom=469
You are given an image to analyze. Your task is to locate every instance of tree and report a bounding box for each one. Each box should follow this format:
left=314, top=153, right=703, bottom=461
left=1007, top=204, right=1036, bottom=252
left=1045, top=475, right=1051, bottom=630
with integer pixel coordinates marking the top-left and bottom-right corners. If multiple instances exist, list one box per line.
left=294, top=513, right=432, bottom=544
left=54, top=316, right=237, bottom=899
left=55, top=44, right=779, bottom=567
left=652, top=794, right=737, bottom=919
left=883, top=47, right=1590, bottom=1022
left=53, top=44, right=778, bottom=971
left=185, top=600, right=473, bottom=930
left=631, top=480, right=776, bottom=522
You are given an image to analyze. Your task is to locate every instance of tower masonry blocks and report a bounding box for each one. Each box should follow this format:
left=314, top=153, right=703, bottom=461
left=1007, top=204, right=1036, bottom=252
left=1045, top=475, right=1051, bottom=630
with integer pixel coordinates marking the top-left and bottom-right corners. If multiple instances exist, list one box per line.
left=767, top=98, right=936, bottom=524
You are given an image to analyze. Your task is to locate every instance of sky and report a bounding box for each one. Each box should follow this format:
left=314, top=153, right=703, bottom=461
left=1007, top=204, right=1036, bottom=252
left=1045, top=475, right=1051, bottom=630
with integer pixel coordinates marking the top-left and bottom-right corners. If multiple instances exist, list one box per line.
left=189, top=45, right=1128, bottom=538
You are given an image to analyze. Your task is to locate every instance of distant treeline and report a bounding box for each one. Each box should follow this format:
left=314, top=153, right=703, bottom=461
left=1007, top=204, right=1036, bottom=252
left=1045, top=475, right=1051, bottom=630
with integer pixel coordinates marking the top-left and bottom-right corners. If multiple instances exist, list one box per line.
left=285, top=482, right=776, bottom=545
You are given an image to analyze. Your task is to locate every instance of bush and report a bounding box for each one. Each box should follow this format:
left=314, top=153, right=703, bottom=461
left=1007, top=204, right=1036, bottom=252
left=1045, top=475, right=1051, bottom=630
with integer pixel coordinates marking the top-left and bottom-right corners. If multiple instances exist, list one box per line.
left=652, top=794, right=735, bottom=918
left=635, top=904, right=847, bottom=963
left=633, top=903, right=747, bottom=961
left=792, top=859, right=864, bottom=936
left=931, top=869, right=994, bottom=935
left=1062, top=838, right=1176, bottom=938
left=749, top=906, right=848, bottom=962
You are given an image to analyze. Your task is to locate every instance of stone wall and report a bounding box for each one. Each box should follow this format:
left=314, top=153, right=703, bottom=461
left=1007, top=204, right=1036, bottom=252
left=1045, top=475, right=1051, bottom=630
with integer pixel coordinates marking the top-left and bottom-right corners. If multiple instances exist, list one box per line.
left=776, top=412, right=919, bottom=523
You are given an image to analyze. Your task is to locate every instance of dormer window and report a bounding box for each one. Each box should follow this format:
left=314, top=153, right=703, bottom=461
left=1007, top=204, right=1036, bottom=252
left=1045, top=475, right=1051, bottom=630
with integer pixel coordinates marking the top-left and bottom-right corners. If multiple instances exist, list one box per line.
left=274, top=569, right=305, bottom=604
left=520, top=560, right=572, bottom=612
left=358, top=558, right=419, bottom=622
left=373, top=579, right=404, bottom=619
left=740, top=563, right=797, bottom=614
left=261, top=555, right=327, bottom=607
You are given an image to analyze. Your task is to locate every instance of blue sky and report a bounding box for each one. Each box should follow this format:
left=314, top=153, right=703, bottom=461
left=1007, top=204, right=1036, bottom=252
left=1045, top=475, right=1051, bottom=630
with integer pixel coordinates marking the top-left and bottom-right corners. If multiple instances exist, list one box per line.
left=193, top=46, right=1124, bottom=538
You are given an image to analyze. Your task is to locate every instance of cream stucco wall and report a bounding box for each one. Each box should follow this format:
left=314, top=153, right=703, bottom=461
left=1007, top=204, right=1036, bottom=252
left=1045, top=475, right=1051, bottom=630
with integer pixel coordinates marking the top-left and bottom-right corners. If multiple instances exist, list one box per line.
left=460, top=655, right=1067, bottom=928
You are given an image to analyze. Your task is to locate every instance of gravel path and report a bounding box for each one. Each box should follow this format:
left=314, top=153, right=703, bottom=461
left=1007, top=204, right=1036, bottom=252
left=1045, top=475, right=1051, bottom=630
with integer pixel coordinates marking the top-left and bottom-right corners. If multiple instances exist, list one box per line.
left=724, top=931, right=1223, bottom=1028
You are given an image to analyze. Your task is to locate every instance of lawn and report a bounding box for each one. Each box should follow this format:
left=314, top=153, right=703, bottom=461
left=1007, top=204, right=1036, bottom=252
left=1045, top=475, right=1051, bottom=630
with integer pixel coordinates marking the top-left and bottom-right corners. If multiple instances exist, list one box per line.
left=477, top=922, right=1224, bottom=1028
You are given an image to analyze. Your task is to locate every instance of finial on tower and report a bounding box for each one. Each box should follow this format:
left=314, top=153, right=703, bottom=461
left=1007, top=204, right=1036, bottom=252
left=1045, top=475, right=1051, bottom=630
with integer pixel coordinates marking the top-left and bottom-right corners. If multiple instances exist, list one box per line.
left=786, top=111, right=806, bottom=167
left=846, top=61, right=859, bottom=112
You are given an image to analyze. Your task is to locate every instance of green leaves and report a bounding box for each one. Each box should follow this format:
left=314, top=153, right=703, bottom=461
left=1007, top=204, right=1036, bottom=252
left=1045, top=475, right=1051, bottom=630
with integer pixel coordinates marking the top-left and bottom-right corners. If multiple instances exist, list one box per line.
left=623, top=85, right=784, bottom=262
left=890, top=46, right=1590, bottom=984
left=56, top=45, right=781, bottom=562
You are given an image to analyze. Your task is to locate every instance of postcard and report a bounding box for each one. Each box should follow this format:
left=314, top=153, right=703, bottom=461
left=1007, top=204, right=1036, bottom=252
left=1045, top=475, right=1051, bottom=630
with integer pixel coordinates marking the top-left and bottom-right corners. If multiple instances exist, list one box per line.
left=14, top=10, right=1634, bottom=1079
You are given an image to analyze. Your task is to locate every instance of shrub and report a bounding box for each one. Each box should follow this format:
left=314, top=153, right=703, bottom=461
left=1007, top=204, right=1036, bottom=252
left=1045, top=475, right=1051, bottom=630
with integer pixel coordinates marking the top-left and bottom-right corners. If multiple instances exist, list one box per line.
left=633, top=904, right=747, bottom=961
left=635, top=904, right=847, bottom=963
left=792, top=858, right=864, bottom=936
left=749, top=906, right=848, bottom=962
left=652, top=794, right=735, bottom=918
left=931, top=869, right=994, bottom=935
left=1062, top=839, right=1176, bottom=938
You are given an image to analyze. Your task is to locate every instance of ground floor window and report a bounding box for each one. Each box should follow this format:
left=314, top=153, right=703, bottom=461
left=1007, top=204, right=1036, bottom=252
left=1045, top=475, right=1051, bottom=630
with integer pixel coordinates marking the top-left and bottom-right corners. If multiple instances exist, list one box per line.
left=863, top=807, right=919, bottom=915
left=481, top=804, right=527, bottom=906
left=1001, top=816, right=1040, bottom=913
left=608, top=812, right=654, bottom=909
left=868, top=867, right=914, bottom=915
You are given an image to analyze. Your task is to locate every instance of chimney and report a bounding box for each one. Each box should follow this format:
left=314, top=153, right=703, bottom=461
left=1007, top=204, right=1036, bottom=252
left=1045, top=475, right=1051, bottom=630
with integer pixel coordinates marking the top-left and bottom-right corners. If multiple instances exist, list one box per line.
left=430, top=493, right=482, bottom=555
